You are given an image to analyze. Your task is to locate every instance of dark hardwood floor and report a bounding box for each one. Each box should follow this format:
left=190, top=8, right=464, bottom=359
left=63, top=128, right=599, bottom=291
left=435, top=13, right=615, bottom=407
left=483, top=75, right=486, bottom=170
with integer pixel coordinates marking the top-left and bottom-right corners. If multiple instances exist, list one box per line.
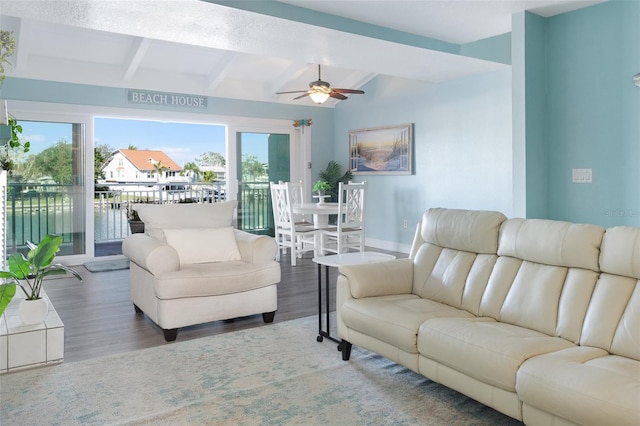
left=46, top=249, right=404, bottom=363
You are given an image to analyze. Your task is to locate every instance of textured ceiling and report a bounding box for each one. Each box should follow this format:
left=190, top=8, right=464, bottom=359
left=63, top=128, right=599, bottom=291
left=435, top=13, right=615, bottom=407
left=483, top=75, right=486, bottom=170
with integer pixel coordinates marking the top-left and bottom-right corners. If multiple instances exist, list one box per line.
left=0, top=0, right=601, bottom=107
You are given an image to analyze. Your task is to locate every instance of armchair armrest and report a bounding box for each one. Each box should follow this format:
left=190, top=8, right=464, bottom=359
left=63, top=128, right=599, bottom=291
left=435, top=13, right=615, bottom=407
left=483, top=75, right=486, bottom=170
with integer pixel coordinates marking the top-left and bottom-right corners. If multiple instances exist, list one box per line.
left=233, top=229, right=278, bottom=263
left=338, top=258, right=414, bottom=298
left=122, top=234, right=180, bottom=276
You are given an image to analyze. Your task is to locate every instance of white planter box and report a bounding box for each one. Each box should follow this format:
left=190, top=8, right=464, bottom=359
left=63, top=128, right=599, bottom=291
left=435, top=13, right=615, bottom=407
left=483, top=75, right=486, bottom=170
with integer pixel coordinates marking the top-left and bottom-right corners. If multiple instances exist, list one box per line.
left=0, top=289, right=64, bottom=374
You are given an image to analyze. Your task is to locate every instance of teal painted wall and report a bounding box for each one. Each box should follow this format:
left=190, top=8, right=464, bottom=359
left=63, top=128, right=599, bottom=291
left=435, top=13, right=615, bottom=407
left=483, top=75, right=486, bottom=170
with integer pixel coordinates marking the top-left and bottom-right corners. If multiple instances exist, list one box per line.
left=524, top=12, right=549, bottom=219
left=334, top=70, right=512, bottom=246
left=545, top=1, right=640, bottom=226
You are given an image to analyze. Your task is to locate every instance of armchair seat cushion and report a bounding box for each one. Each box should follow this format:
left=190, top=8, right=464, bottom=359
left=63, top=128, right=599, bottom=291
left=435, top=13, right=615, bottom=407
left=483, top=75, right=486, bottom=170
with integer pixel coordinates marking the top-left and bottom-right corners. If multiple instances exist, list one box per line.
left=153, top=261, right=281, bottom=299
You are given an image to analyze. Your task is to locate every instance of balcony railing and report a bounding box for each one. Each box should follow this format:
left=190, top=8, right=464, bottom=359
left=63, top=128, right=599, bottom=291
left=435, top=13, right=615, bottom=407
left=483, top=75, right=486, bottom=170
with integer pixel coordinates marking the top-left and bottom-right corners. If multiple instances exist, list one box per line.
left=237, top=181, right=273, bottom=235
left=5, top=180, right=279, bottom=256
left=6, top=182, right=227, bottom=254
left=94, top=182, right=227, bottom=241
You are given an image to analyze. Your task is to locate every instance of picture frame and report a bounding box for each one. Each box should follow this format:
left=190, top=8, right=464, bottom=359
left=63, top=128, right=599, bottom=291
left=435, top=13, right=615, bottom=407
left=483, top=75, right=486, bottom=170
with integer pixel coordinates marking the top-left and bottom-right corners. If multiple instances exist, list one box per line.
left=348, top=123, right=413, bottom=175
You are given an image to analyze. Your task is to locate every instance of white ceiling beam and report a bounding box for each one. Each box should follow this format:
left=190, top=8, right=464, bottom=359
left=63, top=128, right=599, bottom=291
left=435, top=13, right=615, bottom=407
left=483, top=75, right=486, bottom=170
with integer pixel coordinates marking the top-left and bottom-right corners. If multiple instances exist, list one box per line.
left=270, top=62, right=311, bottom=95
left=205, top=51, right=237, bottom=92
left=122, top=37, right=152, bottom=82
left=338, top=71, right=378, bottom=91
left=14, top=17, right=30, bottom=71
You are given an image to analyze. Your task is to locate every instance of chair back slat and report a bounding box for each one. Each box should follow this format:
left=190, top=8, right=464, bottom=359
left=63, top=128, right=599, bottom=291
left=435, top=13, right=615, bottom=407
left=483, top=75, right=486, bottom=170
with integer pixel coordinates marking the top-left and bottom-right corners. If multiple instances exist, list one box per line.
left=338, top=181, right=367, bottom=229
left=270, top=181, right=317, bottom=265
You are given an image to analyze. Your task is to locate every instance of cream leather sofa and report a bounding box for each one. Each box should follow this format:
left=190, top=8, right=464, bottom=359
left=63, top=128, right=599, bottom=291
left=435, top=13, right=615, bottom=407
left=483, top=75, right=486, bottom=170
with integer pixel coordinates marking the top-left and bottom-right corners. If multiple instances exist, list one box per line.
left=122, top=201, right=280, bottom=341
left=337, top=208, right=639, bottom=425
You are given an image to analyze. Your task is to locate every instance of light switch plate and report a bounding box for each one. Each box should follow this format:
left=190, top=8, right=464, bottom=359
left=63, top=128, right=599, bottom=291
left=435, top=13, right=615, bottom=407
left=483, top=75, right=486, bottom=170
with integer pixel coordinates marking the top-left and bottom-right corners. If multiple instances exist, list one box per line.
left=572, top=168, right=592, bottom=183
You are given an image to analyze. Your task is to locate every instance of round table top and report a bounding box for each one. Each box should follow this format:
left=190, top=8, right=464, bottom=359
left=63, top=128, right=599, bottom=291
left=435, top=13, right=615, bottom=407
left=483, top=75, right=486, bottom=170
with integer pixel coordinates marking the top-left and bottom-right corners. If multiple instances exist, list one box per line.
left=312, top=251, right=396, bottom=267
left=293, top=202, right=340, bottom=214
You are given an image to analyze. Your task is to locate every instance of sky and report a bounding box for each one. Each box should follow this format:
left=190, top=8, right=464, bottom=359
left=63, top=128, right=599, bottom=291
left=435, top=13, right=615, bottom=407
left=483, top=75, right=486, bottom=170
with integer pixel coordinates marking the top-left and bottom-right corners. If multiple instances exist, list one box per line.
left=19, top=118, right=269, bottom=166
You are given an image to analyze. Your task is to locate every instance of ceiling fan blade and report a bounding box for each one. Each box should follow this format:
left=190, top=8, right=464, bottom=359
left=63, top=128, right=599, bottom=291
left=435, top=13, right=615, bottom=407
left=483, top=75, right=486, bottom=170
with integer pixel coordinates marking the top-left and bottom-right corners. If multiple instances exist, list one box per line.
left=293, top=92, right=312, bottom=100
left=329, top=92, right=348, bottom=100
left=332, top=88, right=365, bottom=94
left=276, top=90, right=310, bottom=94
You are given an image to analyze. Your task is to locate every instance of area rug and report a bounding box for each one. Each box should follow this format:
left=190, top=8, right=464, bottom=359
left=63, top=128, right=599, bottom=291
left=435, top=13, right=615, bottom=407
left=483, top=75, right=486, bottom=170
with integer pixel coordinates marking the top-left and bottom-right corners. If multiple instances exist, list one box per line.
left=0, top=315, right=520, bottom=425
left=83, top=258, right=130, bottom=273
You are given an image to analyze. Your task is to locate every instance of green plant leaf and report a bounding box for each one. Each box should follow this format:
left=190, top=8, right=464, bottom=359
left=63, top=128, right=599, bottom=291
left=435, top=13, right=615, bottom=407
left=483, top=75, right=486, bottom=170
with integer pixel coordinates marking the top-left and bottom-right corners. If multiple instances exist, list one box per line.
left=318, top=161, right=353, bottom=202
left=1, top=235, right=81, bottom=301
left=7, top=252, right=30, bottom=279
left=31, top=234, right=63, bottom=270
left=0, top=283, right=16, bottom=317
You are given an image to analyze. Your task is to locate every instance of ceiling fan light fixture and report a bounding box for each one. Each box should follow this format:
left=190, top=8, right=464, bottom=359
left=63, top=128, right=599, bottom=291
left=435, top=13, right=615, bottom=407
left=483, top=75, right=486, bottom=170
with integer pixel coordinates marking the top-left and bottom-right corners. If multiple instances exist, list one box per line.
left=309, top=92, right=330, bottom=104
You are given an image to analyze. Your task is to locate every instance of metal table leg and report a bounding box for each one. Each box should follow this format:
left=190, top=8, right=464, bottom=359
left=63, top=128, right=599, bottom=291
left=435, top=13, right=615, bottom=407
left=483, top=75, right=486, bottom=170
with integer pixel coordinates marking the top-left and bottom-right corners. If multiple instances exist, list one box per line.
left=316, top=264, right=341, bottom=348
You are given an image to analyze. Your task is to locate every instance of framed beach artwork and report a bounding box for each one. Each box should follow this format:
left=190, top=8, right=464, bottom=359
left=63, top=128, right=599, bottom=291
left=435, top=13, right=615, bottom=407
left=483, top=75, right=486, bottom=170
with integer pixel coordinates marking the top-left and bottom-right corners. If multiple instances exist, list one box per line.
left=348, top=123, right=413, bottom=175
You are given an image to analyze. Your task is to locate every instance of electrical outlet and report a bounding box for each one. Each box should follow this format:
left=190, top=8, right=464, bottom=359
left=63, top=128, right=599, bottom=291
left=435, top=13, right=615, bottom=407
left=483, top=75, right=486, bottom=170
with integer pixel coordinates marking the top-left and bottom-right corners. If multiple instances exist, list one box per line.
left=402, top=219, right=408, bottom=229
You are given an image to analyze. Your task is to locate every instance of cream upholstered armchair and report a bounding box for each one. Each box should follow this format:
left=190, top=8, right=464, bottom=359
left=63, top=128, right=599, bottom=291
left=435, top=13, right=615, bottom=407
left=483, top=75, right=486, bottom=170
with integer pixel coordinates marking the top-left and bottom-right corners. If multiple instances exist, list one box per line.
left=122, top=201, right=280, bottom=341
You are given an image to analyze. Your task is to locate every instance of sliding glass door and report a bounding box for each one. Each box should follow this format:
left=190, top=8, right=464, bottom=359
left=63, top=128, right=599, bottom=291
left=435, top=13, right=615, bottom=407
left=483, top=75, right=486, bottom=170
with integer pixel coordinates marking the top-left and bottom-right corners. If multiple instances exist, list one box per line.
left=236, top=132, right=291, bottom=235
left=5, top=120, right=86, bottom=256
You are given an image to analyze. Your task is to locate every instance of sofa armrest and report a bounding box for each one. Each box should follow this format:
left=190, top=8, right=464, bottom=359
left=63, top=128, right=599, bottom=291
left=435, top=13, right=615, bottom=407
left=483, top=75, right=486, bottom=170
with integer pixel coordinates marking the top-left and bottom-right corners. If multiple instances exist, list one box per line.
left=338, top=258, right=414, bottom=298
left=233, top=229, right=278, bottom=263
left=122, top=234, right=180, bottom=276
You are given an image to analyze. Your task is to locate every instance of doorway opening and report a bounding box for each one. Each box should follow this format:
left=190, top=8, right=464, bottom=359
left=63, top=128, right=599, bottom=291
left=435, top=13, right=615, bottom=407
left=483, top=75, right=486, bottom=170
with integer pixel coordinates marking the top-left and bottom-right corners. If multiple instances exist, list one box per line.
left=93, top=118, right=226, bottom=256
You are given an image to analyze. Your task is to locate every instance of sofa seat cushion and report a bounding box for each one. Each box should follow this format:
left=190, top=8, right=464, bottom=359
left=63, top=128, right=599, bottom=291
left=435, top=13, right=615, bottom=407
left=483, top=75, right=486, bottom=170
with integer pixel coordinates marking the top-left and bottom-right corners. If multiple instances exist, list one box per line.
left=153, top=261, right=281, bottom=299
left=417, top=318, right=576, bottom=392
left=342, top=295, right=475, bottom=354
left=516, top=346, right=640, bottom=426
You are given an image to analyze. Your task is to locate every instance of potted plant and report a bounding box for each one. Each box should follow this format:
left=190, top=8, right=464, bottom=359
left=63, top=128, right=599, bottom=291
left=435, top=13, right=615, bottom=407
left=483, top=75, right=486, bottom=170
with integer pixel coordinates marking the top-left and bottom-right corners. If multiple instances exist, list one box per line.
left=313, top=180, right=331, bottom=194
left=319, top=161, right=353, bottom=202
left=0, top=234, right=82, bottom=324
left=0, top=116, right=30, bottom=172
left=0, top=31, right=30, bottom=173
left=126, top=203, right=145, bottom=234
left=0, top=29, right=15, bottom=86
left=313, top=180, right=331, bottom=205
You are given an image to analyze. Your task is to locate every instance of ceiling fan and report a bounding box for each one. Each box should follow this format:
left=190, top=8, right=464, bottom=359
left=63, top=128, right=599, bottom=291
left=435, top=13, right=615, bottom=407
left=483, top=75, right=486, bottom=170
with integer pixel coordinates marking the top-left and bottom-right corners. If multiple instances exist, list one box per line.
left=276, top=64, right=365, bottom=104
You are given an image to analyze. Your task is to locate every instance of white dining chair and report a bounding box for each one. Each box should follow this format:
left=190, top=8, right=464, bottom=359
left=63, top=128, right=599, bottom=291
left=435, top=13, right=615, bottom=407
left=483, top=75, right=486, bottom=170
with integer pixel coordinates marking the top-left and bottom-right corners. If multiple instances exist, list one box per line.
left=270, top=181, right=317, bottom=266
left=286, top=180, right=314, bottom=226
left=320, top=181, right=367, bottom=255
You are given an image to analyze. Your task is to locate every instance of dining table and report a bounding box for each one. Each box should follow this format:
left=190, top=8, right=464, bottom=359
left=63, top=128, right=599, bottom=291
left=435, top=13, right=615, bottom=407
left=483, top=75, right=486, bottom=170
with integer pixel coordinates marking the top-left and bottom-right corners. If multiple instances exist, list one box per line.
left=292, top=202, right=341, bottom=257
left=292, top=202, right=340, bottom=229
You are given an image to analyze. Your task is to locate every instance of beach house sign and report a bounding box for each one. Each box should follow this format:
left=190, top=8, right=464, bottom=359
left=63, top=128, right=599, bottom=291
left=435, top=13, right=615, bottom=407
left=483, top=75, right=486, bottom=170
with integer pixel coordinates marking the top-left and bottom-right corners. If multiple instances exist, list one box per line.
left=127, top=89, right=207, bottom=109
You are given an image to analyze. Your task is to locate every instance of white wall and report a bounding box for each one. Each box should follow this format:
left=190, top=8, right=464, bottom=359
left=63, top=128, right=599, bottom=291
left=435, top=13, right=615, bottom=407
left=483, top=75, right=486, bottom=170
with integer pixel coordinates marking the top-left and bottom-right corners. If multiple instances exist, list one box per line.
left=334, top=69, right=513, bottom=250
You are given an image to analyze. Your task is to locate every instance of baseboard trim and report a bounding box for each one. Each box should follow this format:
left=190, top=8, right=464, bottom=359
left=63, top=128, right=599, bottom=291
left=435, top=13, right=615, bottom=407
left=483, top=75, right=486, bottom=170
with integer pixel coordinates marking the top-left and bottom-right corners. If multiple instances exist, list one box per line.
left=365, top=237, right=411, bottom=254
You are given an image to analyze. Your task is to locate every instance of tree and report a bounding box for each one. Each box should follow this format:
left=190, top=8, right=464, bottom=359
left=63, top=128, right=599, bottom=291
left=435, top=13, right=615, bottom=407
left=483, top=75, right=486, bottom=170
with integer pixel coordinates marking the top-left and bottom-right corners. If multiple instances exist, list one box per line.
left=196, top=151, right=225, bottom=167
left=152, top=161, right=168, bottom=182
left=181, top=161, right=201, bottom=181
left=127, top=144, right=138, bottom=150
left=202, top=170, right=216, bottom=183
left=94, top=144, right=114, bottom=183
left=241, top=154, right=266, bottom=181
left=32, top=140, right=74, bottom=184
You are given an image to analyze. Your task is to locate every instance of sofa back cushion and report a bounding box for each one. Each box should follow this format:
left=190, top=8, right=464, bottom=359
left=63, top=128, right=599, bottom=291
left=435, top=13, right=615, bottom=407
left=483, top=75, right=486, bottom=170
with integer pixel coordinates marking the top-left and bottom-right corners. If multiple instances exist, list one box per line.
left=581, top=226, right=640, bottom=360
left=135, top=201, right=237, bottom=240
left=418, top=208, right=507, bottom=254
left=483, top=218, right=604, bottom=341
left=164, top=227, right=242, bottom=265
left=497, top=218, right=604, bottom=271
left=411, top=208, right=506, bottom=314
